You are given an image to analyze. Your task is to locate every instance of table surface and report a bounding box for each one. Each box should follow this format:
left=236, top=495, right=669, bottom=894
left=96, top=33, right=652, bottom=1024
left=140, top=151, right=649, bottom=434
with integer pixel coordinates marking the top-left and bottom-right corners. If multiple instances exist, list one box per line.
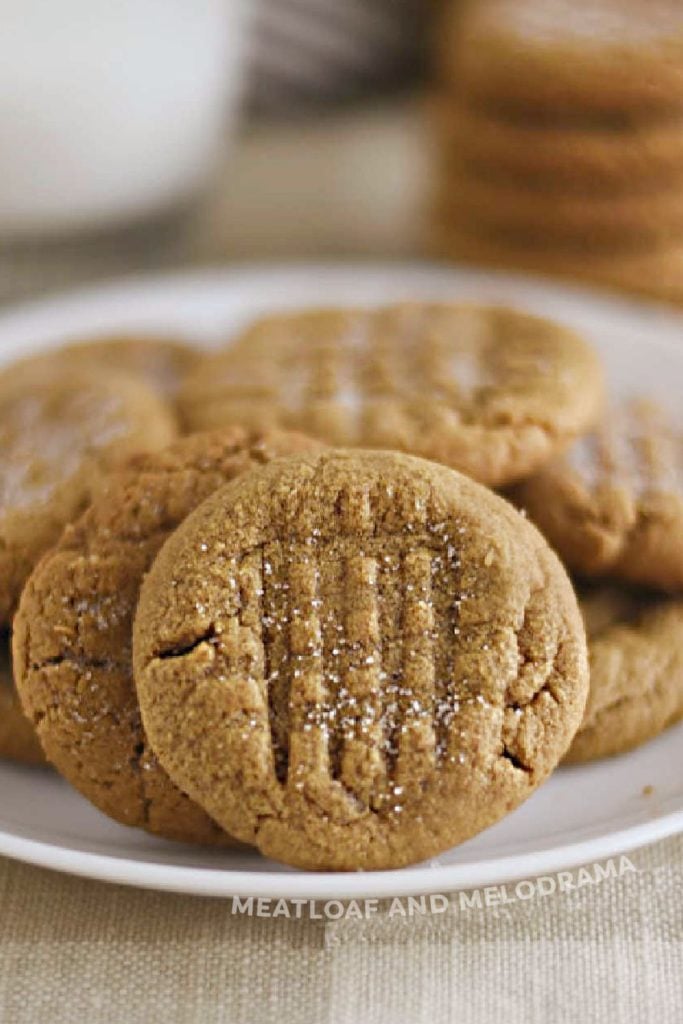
left=1, top=102, right=681, bottom=1024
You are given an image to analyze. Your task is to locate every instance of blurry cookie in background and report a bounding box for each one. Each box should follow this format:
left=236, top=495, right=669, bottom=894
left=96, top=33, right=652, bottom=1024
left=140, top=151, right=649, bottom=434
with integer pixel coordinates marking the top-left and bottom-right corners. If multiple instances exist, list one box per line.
left=10, top=337, right=197, bottom=400
left=514, top=398, right=683, bottom=593
left=0, top=364, right=176, bottom=624
left=566, top=586, right=683, bottom=763
left=441, top=0, right=683, bottom=120
left=435, top=173, right=683, bottom=251
left=433, top=99, right=683, bottom=195
left=179, top=302, right=603, bottom=488
left=53, top=337, right=196, bottom=399
left=432, top=228, right=683, bottom=307
left=431, top=0, right=683, bottom=305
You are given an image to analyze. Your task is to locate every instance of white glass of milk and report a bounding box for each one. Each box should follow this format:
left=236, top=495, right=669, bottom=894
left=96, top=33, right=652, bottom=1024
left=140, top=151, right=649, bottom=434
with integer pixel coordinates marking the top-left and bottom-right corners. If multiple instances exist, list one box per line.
left=0, top=0, right=247, bottom=236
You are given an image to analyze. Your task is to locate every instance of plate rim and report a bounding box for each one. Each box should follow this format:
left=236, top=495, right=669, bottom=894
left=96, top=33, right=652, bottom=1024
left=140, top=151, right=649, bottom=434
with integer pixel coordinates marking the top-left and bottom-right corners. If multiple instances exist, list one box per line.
left=1, top=808, right=680, bottom=900
left=2, top=259, right=683, bottom=900
left=0, top=256, right=680, bottom=348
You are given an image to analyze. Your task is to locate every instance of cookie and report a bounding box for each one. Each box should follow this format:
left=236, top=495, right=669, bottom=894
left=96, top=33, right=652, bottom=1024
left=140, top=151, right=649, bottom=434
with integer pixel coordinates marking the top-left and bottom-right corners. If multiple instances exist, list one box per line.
left=58, top=336, right=196, bottom=397
left=441, top=0, right=683, bottom=122
left=0, top=634, right=44, bottom=765
left=178, top=304, right=603, bottom=488
left=435, top=99, right=683, bottom=194
left=133, top=449, right=589, bottom=871
left=436, top=170, right=683, bottom=251
left=565, top=586, right=683, bottom=762
left=431, top=226, right=683, bottom=306
left=514, top=399, right=683, bottom=592
left=11, top=336, right=196, bottom=399
left=13, top=427, right=320, bottom=844
left=0, top=366, right=176, bottom=625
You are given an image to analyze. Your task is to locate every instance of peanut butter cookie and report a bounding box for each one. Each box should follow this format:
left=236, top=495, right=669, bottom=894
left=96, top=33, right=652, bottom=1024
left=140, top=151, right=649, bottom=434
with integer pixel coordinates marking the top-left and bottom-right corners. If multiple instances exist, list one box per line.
left=178, top=304, right=603, bottom=488
left=515, top=398, right=683, bottom=592
left=442, top=0, right=683, bottom=121
left=434, top=99, right=683, bottom=195
left=0, top=366, right=176, bottom=624
left=133, top=450, right=589, bottom=871
left=431, top=226, right=683, bottom=306
left=566, top=585, right=683, bottom=762
left=52, top=336, right=196, bottom=397
left=13, top=428, right=320, bottom=844
left=0, top=634, right=44, bottom=765
left=9, top=336, right=195, bottom=401
left=437, top=170, right=683, bottom=251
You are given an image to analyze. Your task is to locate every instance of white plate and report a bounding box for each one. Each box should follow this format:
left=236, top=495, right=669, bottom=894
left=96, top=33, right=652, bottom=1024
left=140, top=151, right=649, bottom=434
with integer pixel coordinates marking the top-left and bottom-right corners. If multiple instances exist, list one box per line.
left=1, top=262, right=682, bottom=901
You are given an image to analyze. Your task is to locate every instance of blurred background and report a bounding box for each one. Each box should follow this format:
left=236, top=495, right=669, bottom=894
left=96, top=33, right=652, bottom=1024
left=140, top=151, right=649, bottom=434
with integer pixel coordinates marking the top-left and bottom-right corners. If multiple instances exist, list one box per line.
left=2, top=0, right=683, bottom=306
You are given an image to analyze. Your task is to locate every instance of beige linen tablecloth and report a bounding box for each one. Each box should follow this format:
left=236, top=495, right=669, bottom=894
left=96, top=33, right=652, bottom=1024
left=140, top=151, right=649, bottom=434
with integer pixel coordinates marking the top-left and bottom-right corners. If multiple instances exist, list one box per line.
left=1, top=104, right=682, bottom=1023
left=2, top=836, right=683, bottom=1024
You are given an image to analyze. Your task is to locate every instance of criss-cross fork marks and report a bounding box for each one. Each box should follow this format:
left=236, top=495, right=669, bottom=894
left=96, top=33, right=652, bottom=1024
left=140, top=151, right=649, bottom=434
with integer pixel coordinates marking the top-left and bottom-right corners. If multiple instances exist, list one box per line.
left=227, top=533, right=465, bottom=814
left=236, top=307, right=504, bottom=443
left=569, top=399, right=683, bottom=496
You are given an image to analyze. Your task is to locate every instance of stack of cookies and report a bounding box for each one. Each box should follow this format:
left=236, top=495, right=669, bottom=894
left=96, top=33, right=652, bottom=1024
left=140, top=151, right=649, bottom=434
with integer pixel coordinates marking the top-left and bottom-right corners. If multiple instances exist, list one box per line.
left=431, top=0, right=683, bottom=305
left=2, top=308, right=682, bottom=871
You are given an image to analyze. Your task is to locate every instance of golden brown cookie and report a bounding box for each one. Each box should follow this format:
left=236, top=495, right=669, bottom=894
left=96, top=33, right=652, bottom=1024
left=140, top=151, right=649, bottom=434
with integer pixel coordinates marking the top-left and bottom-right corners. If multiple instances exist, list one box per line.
left=10, top=336, right=195, bottom=400
left=13, top=428, right=320, bottom=844
left=52, top=336, right=197, bottom=397
left=0, top=634, right=44, bottom=765
left=436, top=169, right=683, bottom=251
left=0, top=366, right=176, bottom=625
left=565, top=586, right=683, bottom=762
left=441, top=0, right=683, bottom=122
left=133, top=449, right=589, bottom=871
left=431, top=225, right=683, bottom=307
left=515, top=399, right=683, bottom=592
left=434, top=99, right=683, bottom=194
left=178, top=304, right=603, bottom=488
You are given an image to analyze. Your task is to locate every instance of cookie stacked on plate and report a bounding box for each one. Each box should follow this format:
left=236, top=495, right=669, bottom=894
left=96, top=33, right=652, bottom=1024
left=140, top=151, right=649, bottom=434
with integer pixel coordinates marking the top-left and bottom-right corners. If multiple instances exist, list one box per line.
left=432, top=0, right=683, bottom=305
left=514, top=397, right=683, bottom=762
left=0, top=337, right=187, bottom=765
left=4, top=308, right=683, bottom=871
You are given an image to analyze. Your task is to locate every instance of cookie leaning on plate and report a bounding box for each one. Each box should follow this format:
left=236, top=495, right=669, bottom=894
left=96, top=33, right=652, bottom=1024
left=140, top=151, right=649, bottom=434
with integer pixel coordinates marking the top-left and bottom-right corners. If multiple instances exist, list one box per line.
left=133, top=449, right=589, bottom=871
left=0, top=365, right=176, bottom=625
left=0, top=635, right=44, bottom=765
left=178, top=304, right=603, bottom=488
left=515, top=398, right=683, bottom=592
left=13, top=427, right=320, bottom=844
left=566, top=586, right=683, bottom=763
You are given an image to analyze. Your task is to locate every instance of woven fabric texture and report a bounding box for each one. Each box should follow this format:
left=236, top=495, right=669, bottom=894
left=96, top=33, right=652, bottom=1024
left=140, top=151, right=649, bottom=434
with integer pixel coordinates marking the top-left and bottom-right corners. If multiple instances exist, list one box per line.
left=1, top=837, right=682, bottom=1024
